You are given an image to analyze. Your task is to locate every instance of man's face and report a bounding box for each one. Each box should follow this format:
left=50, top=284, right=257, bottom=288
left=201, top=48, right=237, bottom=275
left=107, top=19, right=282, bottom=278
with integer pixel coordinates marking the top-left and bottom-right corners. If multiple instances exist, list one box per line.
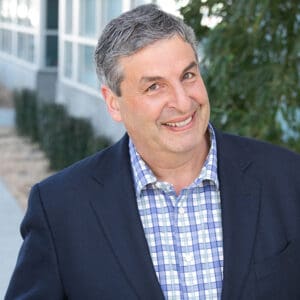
left=102, top=35, right=210, bottom=162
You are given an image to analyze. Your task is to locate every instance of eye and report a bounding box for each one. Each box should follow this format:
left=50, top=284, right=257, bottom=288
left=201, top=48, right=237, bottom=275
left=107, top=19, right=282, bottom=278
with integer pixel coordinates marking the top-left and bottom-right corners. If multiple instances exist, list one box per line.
left=145, top=83, right=159, bottom=93
left=183, top=72, right=195, bottom=80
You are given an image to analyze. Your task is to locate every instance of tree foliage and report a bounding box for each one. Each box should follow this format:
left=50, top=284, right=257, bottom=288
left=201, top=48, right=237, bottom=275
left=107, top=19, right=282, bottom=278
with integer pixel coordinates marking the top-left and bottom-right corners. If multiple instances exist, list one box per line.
left=179, top=0, right=300, bottom=152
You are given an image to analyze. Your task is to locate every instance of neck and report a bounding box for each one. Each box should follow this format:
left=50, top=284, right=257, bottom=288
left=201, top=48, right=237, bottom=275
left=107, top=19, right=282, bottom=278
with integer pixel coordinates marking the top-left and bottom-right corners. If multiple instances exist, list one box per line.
left=137, top=134, right=210, bottom=195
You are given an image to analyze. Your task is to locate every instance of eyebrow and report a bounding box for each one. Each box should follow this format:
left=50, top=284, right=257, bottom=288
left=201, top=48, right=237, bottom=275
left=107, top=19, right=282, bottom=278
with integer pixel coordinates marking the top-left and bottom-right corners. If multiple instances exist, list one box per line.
left=139, top=61, right=198, bottom=85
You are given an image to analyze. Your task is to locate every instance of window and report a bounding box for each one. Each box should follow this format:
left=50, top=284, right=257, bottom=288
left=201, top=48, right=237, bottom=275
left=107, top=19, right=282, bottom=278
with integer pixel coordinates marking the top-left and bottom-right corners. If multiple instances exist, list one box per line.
left=65, top=0, right=73, bottom=34
left=0, top=0, right=37, bottom=64
left=47, top=0, right=58, bottom=30
left=79, top=0, right=96, bottom=37
left=78, top=44, right=98, bottom=88
left=105, top=0, right=122, bottom=22
left=0, top=0, right=60, bottom=67
left=45, top=0, right=58, bottom=67
left=0, top=28, right=12, bottom=53
left=61, top=0, right=154, bottom=92
left=46, top=35, right=58, bottom=66
left=64, top=41, right=73, bottom=78
left=17, top=32, right=35, bottom=62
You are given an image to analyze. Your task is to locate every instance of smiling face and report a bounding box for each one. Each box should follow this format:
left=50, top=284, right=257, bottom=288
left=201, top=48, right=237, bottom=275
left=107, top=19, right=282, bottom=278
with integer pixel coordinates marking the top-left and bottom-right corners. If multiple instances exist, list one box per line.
left=102, top=35, right=210, bottom=167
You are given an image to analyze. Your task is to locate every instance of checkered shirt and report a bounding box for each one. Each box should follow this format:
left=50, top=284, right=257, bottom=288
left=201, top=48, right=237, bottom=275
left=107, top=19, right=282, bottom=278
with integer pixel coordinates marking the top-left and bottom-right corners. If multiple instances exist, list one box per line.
left=129, top=124, right=223, bottom=300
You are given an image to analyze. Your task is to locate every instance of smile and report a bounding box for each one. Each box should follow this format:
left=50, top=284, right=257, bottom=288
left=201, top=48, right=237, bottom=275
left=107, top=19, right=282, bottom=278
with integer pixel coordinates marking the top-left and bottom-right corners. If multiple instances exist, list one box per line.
left=164, top=115, right=193, bottom=128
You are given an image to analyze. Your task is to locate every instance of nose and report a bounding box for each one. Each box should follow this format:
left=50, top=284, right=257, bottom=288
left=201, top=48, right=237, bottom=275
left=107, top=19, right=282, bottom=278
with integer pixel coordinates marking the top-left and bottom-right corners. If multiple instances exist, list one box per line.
left=167, top=83, right=191, bottom=113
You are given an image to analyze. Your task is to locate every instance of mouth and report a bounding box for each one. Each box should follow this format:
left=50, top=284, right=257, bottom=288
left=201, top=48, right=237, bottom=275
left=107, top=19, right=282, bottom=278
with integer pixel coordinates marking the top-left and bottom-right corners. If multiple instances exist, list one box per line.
left=163, top=112, right=195, bottom=128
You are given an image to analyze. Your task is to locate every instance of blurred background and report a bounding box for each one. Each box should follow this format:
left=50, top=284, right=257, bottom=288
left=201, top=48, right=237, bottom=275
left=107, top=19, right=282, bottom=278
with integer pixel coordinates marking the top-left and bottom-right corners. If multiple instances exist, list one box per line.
left=0, top=0, right=299, bottom=297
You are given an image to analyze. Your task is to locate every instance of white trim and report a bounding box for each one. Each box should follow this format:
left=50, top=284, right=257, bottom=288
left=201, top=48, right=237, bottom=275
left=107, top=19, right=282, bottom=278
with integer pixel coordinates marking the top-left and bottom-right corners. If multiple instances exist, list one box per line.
left=60, top=33, right=97, bottom=45
left=45, top=29, right=58, bottom=35
left=36, top=0, right=45, bottom=68
left=73, top=0, right=79, bottom=82
left=77, top=37, right=97, bottom=46
left=39, top=67, right=57, bottom=73
left=58, top=0, right=65, bottom=79
left=0, top=22, right=38, bottom=34
left=60, top=34, right=76, bottom=42
left=73, top=0, right=79, bottom=37
left=59, top=0, right=66, bottom=34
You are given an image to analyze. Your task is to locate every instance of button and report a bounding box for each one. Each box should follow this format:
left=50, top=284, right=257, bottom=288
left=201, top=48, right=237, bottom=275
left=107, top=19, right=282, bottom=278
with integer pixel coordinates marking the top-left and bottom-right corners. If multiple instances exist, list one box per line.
left=178, top=207, right=185, bottom=215
left=183, top=253, right=193, bottom=263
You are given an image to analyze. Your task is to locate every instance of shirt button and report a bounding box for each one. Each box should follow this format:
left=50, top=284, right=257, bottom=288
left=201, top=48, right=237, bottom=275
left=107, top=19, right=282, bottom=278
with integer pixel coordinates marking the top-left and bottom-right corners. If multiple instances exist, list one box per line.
left=183, top=253, right=193, bottom=263
left=178, top=207, right=185, bottom=215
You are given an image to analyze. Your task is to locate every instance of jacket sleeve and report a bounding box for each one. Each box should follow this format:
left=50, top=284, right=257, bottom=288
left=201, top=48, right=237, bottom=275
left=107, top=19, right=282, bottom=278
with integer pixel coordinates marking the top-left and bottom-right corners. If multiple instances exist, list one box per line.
left=5, top=184, right=65, bottom=300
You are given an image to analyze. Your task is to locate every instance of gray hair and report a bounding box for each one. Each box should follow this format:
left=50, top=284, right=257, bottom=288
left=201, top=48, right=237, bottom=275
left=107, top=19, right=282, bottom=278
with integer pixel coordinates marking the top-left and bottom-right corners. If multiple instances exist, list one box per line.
left=94, top=4, right=198, bottom=96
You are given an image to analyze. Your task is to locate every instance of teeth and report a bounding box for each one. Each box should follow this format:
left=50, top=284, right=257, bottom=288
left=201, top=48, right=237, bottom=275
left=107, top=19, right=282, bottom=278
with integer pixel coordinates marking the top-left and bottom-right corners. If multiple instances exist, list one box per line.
left=165, top=116, right=192, bottom=127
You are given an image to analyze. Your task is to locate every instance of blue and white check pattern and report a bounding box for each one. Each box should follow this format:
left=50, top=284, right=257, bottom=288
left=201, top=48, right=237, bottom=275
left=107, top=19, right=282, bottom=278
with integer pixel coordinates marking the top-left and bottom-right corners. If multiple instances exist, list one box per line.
left=129, top=124, right=223, bottom=300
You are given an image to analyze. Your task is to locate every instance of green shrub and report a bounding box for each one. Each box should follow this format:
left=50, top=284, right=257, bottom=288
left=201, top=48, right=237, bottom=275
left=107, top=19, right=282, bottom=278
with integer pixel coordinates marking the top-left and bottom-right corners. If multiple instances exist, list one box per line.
left=38, top=103, right=69, bottom=169
left=89, top=135, right=112, bottom=153
left=66, top=116, right=94, bottom=162
left=13, top=89, right=112, bottom=170
left=14, top=90, right=23, bottom=134
left=14, top=89, right=39, bottom=142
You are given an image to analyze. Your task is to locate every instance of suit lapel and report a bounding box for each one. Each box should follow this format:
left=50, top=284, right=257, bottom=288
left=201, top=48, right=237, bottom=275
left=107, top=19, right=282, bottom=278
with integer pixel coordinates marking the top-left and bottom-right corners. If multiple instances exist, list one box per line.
left=89, top=135, right=164, bottom=300
left=216, top=131, right=261, bottom=300
left=88, top=130, right=261, bottom=299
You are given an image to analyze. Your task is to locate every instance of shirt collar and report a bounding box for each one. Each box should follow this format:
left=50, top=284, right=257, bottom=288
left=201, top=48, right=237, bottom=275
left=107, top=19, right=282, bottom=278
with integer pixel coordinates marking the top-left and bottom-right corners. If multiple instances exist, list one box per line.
left=129, top=123, right=219, bottom=197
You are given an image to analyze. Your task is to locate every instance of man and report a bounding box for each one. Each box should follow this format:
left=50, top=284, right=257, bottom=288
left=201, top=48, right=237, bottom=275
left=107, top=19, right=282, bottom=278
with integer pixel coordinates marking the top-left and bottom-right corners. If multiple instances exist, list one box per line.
left=5, top=4, right=300, bottom=300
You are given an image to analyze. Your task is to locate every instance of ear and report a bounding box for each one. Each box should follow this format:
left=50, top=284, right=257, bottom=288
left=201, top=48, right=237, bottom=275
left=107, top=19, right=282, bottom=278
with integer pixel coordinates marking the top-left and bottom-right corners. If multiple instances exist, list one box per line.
left=101, top=85, right=122, bottom=122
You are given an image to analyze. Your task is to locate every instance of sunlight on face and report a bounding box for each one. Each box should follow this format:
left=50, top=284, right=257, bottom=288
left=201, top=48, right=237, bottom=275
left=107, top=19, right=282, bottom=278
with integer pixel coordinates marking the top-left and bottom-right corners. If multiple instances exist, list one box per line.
left=105, top=35, right=210, bottom=164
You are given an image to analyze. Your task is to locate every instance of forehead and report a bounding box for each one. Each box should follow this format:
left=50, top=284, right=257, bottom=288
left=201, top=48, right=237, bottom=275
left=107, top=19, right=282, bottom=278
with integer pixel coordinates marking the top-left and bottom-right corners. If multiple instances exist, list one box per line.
left=119, top=35, right=197, bottom=80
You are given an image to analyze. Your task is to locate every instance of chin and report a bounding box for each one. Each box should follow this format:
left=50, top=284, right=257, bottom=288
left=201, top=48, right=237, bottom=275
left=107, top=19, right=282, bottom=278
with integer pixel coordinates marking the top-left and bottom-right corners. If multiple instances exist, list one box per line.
left=164, top=138, right=201, bottom=154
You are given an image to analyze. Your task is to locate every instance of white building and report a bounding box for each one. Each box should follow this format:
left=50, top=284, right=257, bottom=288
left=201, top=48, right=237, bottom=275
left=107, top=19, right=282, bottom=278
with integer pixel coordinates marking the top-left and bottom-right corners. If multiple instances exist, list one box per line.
left=0, top=0, right=181, bottom=141
left=0, top=0, right=58, bottom=102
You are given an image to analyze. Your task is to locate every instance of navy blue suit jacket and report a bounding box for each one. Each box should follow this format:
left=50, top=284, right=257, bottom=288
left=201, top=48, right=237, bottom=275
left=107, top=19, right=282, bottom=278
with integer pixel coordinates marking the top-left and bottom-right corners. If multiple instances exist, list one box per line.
left=5, top=130, right=300, bottom=299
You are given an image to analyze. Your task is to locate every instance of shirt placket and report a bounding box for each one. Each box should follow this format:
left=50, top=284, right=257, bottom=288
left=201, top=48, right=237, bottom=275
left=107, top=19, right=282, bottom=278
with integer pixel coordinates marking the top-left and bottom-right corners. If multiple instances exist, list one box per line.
left=172, top=190, right=198, bottom=299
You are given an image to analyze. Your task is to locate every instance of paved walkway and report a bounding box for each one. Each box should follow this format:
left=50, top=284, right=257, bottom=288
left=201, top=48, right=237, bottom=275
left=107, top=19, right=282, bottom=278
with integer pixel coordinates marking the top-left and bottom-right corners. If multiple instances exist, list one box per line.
left=0, top=179, right=23, bottom=299
left=0, top=107, right=24, bottom=298
left=0, top=108, right=15, bottom=127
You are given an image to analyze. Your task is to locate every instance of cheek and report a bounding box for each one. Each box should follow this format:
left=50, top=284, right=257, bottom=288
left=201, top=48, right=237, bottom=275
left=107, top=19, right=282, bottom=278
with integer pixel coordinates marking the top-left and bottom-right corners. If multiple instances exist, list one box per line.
left=140, top=99, right=167, bottom=120
left=121, top=104, right=152, bottom=129
left=192, top=84, right=209, bottom=104
left=120, top=93, right=168, bottom=125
